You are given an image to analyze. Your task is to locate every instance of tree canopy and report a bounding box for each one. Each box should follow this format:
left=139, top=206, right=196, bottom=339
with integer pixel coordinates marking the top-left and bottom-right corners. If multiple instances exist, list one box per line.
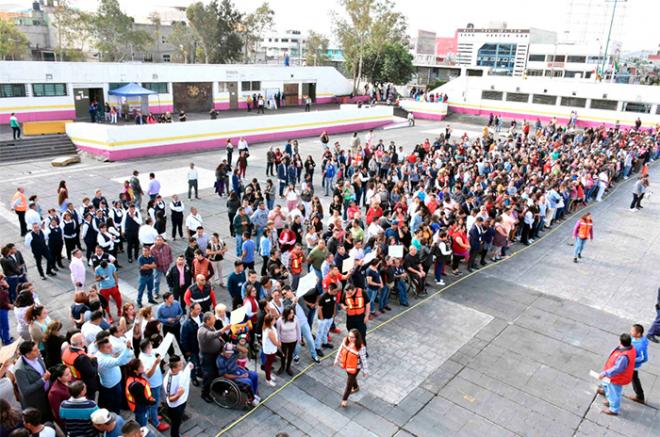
left=0, top=19, right=28, bottom=60
left=93, top=0, right=152, bottom=61
left=305, top=31, right=330, bottom=66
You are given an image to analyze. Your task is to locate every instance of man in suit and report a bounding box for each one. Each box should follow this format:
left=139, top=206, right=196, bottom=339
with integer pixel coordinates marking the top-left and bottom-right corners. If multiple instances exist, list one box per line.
left=166, top=255, right=193, bottom=305
left=14, top=341, right=52, bottom=420
left=0, top=243, right=27, bottom=301
left=467, top=217, right=484, bottom=272
left=25, top=223, right=56, bottom=280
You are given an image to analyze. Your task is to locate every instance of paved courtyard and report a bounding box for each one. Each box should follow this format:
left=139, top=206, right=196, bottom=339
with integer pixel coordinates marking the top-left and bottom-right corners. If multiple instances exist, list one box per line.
left=0, top=115, right=658, bottom=436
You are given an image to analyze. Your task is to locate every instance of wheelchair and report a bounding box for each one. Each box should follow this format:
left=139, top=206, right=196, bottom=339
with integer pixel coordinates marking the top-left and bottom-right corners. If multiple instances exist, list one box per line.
left=210, top=377, right=251, bottom=409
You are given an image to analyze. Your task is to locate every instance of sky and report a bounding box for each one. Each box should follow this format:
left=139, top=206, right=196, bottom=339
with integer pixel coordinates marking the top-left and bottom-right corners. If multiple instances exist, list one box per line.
left=6, top=0, right=660, bottom=51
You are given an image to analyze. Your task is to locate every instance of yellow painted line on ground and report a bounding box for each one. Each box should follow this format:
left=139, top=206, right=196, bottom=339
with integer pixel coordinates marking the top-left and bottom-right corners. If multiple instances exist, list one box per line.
left=217, top=166, right=645, bottom=436
left=70, top=115, right=392, bottom=148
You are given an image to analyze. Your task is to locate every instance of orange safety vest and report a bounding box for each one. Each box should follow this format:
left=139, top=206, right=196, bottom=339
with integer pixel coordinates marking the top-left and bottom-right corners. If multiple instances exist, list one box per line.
left=61, top=346, right=85, bottom=380
left=345, top=288, right=365, bottom=316
left=338, top=343, right=360, bottom=374
left=577, top=219, right=592, bottom=240
left=11, top=192, right=27, bottom=212
left=290, top=252, right=303, bottom=274
left=125, top=376, right=154, bottom=412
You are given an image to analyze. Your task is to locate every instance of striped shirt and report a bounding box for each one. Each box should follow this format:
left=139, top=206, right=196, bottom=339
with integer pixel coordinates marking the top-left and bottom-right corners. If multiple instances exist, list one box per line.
left=59, top=397, right=99, bottom=437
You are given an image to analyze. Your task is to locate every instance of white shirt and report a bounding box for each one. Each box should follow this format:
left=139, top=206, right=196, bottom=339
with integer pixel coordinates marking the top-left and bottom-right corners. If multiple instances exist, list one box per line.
left=81, top=321, right=103, bottom=345
left=25, top=209, right=41, bottom=227
left=169, top=201, right=185, bottom=213
left=138, top=224, right=159, bottom=245
left=70, top=256, right=86, bottom=289
left=187, top=169, right=198, bottom=181
left=164, top=363, right=193, bottom=407
left=262, top=327, right=278, bottom=354
left=238, top=139, right=248, bottom=151
left=185, top=213, right=203, bottom=231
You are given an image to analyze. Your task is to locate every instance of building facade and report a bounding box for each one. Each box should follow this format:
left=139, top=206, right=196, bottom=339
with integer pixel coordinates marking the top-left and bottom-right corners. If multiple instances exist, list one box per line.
left=257, top=29, right=307, bottom=65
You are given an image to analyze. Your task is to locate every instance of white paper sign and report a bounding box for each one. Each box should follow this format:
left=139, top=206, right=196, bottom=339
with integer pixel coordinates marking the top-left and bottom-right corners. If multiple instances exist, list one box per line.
left=363, top=251, right=378, bottom=265
left=342, top=257, right=355, bottom=273
left=154, top=333, right=175, bottom=357
left=296, top=271, right=318, bottom=297
left=230, top=306, right=248, bottom=325
left=389, top=245, right=404, bottom=258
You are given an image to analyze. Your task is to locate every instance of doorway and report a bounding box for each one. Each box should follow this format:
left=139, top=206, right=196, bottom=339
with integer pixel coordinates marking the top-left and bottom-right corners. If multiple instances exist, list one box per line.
left=73, top=88, right=104, bottom=121
left=283, top=83, right=299, bottom=106
left=302, top=83, right=316, bottom=102
left=228, top=82, right=238, bottom=110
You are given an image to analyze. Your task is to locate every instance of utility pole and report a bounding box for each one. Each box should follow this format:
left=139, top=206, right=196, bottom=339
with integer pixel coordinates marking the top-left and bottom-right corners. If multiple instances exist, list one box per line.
left=601, top=0, right=626, bottom=80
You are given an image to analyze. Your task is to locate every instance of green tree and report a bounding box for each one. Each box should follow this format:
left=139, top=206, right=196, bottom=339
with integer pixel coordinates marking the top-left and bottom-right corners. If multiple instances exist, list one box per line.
left=93, top=0, right=151, bottom=61
left=51, top=0, right=94, bottom=61
left=333, top=0, right=408, bottom=93
left=363, top=42, right=414, bottom=85
left=304, top=31, right=330, bottom=66
left=0, top=19, right=28, bottom=60
left=243, top=2, right=274, bottom=63
left=186, top=1, right=218, bottom=64
left=167, top=22, right=198, bottom=63
left=214, top=0, right=244, bottom=63
left=148, top=12, right=161, bottom=61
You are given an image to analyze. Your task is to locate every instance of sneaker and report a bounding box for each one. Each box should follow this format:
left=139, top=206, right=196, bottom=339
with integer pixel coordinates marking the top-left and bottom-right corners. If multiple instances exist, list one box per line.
left=322, top=343, right=334, bottom=349
left=316, top=349, right=325, bottom=357
left=293, top=355, right=300, bottom=363
left=629, top=208, right=637, bottom=212
left=647, top=335, right=659, bottom=344
left=435, top=280, right=446, bottom=286
left=201, top=394, right=214, bottom=403
left=251, top=399, right=260, bottom=407
left=148, top=300, right=158, bottom=305
left=254, top=395, right=261, bottom=402
left=384, top=305, right=392, bottom=311
left=266, top=379, right=276, bottom=387
left=156, top=423, right=170, bottom=432
left=313, top=356, right=321, bottom=363
left=573, top=258, right=578, bottom=263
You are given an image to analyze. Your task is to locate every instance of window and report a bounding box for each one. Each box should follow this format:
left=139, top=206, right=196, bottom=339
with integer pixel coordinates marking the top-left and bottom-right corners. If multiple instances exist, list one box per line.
left=476, top=43, right=517, bottom=75
left=623, top=102, right=651, bottom=113
left=31, top=83, right=67, bottom=97
left=544, top=70, right=563, bottom=77
left=566, top=55, right=587, bottom=63
left=560, top=97, right=586, bottom=108
left=241, top=81, right=261, bottom=92
left=532, top=94, right=557, bottom=105
left=142, top=82, right=168, bottom=93
left=0, top=84, right=26, bottom=98
left=109, top=83, right=129, bottom=91
left=481, top=90, right=503, bottom=100
left=528, top=54, right=545, bottom=62
left=505, top=92, right=529, bottom=103
left=143, top=54, right=153, bottom=62
left=162, top=54, right=171, bottom=62
left=553, top=55, right=565, bottom=62
left=281, top=38, right=289, bottom=43
left=161, top=36, right=166, bottom=44
left=590, top=99, right=618, bottom=111
left=526, top=69, right=543, bottom=76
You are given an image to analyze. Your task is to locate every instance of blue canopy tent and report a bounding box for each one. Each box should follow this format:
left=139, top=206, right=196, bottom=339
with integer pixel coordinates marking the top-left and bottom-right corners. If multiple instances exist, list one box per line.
left=108, top=82, right=158, bottom=117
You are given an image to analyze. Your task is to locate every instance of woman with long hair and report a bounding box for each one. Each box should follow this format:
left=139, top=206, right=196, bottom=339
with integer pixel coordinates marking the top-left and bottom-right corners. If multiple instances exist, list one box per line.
left=42, top=320, right=65, bottom=368
left=334, top=328, right=369, bottom=408
left=125, top=357, right=159, bottom=429
left=0, top=398, right=22, bottom=437
left=26, top=304, right=51, bottom=352
left=261, top=314, right=280, bottom=387
left=57, top=180, right=68, bottom=213
left=275, top=306, right=300, bottom=376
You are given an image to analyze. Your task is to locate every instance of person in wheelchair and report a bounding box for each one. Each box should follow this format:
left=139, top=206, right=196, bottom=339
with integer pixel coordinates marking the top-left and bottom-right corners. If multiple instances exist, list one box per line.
left=403, top=245, right=428, bottom=295
left=215, top=343, right=260, bottom=407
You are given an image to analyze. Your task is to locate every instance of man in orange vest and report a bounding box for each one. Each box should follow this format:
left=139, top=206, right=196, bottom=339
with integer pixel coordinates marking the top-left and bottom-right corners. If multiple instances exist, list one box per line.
left=597, top=333, right=636, bottom=416
left=341, top=285, right=370, bottom=345
left=10, top=187, right=28, bottom=236
left=61, top=333, right=99, bottom=400
left=572, top=212, right=593, bottom=263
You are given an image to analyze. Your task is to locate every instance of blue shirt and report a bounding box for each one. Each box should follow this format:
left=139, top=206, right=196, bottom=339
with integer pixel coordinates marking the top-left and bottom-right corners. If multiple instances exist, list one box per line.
left=95, top=263, right=117, bottom=289
left=632, top=336, right=649, bottom=369
left=138, top=255, right=155, bottom=276
left=97, top=347, right=133, bottom=388
left=260, top=236, right=271, bottom=257
left=242, top=239, right=256, bottom=263
left=227, top=271, right=246, bottom=301
left=157, top=301, right=184, bottom=327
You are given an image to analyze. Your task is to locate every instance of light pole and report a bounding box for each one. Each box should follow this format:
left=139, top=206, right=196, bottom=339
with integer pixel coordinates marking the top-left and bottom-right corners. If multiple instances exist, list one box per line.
left=601, top=0, right=627, bottom=80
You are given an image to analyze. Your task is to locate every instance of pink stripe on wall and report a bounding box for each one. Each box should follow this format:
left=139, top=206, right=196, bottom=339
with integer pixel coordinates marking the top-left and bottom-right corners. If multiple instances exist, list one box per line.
left=76, top=119, right=392, bottom=161
left=148, top=105, right=174, bottom=113
left=0, top=110, right=76, bottom=124
left=411, top=111, right=446, bottom=121
left=214, top=102, right=248, bottom=111
left=448, top=105, right=638, bottom=129
left=316, top=97, right=336, bottom=104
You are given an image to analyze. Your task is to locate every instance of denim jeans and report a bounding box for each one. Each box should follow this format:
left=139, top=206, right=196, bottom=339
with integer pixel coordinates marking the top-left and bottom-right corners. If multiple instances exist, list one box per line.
left=235, top=370, right=259, bottom=397
left=574, top=238, right=587, bottom=258
left=624, top=165, right=632, bottom=177
left=254, top=226, right=264, bottom=250
left=134, top=404, right=148, bottom=427
left=137, top=274, right=154, bottom=305
left=0, top=309, right=11, bottom=344
left=603, top=382, right=623, bottom=413
left=395, top=280, right=409, bottom=305
left=147, top=385, right=162, bottom=426
left=153, top=270, right=164, bottom=295
left=377, top=285, right=390, bottom=312
left=266, top=198, right=274, bottom=210
left=366, top=287, right=378, bottom=312
left=315, top=318, right=334, bottom=349
left=233, top=234, right=243, bottom=256
left=294, top=319, right=318, bottom=360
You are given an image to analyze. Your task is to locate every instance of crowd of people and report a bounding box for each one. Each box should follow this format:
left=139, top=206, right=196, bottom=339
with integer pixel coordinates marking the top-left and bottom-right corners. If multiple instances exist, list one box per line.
left=1, top=114, right=658, bottom=436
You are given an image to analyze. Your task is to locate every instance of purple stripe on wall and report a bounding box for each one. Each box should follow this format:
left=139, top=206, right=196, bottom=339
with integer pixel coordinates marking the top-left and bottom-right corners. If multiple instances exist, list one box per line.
left=0, top=110, right=76, bottom=124
left=76, top=119, right=392, bottom=161
left=448, top=105, right=638, bottom=129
